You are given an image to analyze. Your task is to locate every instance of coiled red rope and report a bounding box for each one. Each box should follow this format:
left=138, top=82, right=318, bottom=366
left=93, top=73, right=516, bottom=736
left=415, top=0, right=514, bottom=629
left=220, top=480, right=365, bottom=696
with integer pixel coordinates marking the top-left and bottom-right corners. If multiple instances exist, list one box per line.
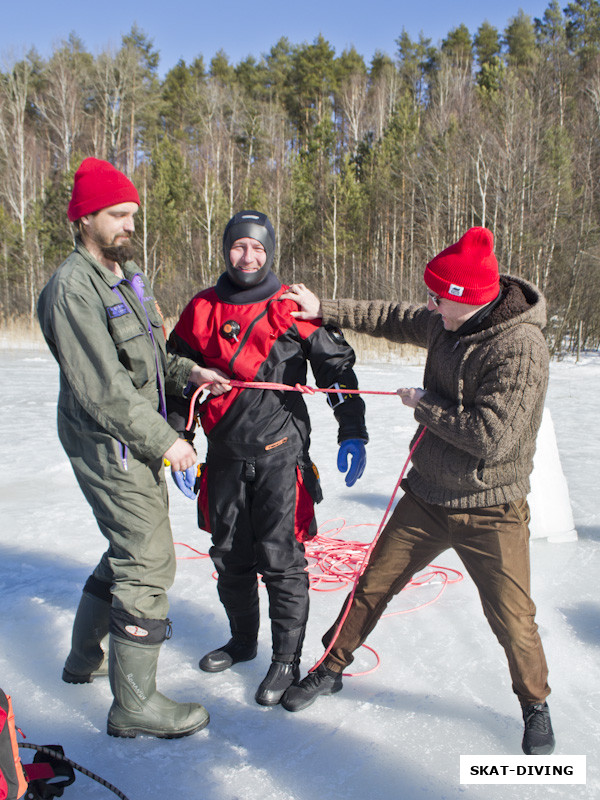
left=309, top=425, right=426, bottom=675
left=178, top=378, right=463, bottom=677
left=174, top=520, right=463, bottom=677
left=302, top=519, right=463, bottom=675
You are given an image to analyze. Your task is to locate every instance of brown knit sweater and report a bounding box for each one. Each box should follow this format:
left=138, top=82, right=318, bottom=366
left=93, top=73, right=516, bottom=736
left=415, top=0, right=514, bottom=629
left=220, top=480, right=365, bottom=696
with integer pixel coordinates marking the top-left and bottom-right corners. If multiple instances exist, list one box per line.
left=320, top=276, right=549, bottom=508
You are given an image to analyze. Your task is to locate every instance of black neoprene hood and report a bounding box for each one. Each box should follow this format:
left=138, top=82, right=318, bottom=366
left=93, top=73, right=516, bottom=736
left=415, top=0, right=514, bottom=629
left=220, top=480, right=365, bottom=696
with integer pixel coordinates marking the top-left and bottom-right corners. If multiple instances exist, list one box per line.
left=223, top=210, right=276, bottom=288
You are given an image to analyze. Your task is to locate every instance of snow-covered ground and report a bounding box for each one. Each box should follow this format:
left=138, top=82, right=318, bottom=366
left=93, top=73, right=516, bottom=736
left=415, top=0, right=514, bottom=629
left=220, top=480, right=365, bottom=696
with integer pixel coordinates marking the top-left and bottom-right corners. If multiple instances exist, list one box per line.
left=1, top=347, right=598, bottom=800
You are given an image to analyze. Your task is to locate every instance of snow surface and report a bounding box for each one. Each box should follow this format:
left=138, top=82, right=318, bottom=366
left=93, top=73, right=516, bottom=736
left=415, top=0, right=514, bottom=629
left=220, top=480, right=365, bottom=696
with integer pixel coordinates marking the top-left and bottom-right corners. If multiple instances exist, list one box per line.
left=1, top=347, right=599, bottom=800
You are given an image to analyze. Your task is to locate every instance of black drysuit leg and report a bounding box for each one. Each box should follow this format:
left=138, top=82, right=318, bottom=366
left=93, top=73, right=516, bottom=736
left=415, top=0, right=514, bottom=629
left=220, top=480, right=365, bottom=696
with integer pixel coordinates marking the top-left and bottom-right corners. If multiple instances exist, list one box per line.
left=204, top=448, right=312, bottom=658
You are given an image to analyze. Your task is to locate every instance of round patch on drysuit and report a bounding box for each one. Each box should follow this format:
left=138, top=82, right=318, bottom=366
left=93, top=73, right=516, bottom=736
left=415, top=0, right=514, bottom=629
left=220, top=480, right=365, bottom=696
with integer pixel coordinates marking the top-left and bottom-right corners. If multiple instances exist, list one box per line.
left=220, top=319, right=241, bottom=341
left=325, top=325, right=348, bottom=345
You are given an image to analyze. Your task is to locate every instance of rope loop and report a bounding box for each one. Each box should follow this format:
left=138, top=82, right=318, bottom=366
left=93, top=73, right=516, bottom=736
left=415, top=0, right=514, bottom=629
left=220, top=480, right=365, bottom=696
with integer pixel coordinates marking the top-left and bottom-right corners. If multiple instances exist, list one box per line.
left=179, top=377, right=463, bottom=677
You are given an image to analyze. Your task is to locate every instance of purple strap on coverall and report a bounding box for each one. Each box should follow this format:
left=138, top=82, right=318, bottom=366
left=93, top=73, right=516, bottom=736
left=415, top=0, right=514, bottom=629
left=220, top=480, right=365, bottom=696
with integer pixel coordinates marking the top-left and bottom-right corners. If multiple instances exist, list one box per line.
left=112, top=273, right=167, bottom=469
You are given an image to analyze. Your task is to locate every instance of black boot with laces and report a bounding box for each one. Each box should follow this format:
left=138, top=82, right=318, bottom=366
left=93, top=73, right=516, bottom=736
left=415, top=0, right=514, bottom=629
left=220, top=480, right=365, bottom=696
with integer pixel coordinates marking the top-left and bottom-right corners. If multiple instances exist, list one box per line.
left=281, top=663, right=343, bottom=712
left=521, top=701, right=555, bottom=755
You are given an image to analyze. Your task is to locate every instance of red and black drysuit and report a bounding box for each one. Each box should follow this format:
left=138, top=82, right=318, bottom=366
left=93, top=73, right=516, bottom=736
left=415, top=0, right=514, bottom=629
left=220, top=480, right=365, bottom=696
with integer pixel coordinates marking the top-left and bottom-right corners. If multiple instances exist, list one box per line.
left=167, top=272, right=367, bottom=660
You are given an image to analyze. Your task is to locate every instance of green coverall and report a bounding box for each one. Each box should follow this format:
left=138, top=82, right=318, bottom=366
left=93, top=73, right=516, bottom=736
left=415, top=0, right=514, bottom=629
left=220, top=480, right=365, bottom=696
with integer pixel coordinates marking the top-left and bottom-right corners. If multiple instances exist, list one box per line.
left=38, top=240, right=195, bottom=619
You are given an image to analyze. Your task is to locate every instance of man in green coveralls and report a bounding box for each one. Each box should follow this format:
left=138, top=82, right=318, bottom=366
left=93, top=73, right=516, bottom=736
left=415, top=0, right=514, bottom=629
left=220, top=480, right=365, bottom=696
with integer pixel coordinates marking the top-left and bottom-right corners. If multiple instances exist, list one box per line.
left=38, top=157, right=219, bottom=739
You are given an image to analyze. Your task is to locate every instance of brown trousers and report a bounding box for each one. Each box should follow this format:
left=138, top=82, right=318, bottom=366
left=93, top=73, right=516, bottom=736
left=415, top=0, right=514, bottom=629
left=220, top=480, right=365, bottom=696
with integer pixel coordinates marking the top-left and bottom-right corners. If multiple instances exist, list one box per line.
left=323, top=489, right=550, bottom=705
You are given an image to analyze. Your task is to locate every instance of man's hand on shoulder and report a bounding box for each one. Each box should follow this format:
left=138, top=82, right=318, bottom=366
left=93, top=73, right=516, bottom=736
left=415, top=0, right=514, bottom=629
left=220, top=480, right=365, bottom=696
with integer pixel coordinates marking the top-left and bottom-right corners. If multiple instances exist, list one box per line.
left=280, top=283, right=323, bottom=321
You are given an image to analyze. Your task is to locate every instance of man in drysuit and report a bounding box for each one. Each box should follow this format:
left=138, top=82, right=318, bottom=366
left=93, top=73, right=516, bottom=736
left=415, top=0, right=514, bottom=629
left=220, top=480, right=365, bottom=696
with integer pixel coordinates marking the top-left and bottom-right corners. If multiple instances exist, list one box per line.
left=167, top=210, right=368, bottom=705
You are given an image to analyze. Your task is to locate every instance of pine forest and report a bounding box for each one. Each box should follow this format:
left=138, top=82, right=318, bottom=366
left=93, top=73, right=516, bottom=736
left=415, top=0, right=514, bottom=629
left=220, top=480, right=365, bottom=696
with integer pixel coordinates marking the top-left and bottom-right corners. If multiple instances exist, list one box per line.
left=2, top=0, right=600, bottom=354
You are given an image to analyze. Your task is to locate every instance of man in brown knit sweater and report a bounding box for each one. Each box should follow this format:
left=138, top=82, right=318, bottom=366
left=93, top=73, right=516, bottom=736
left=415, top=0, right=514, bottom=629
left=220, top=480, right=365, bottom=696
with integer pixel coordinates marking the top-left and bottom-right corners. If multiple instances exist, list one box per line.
left=279, top=227, right=555, bottom=756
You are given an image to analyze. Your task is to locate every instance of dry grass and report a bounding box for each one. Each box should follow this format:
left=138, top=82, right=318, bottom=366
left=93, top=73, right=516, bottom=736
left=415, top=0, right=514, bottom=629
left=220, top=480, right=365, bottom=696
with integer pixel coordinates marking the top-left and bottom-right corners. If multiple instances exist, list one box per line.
left=341, top=330, right=424, bottom=365
left=164, top=318, right=423, bottom=365
left=0, top=318, right=47, bottom=349
left=2, top=316, right=424, bottom=365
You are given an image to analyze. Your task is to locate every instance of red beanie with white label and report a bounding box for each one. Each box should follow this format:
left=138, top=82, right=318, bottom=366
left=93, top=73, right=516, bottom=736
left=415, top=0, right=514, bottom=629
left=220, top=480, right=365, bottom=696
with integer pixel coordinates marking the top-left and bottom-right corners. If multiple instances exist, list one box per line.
left=67, top=157, right=140, bottom=222
left=424, top=227, right=500, bottom=305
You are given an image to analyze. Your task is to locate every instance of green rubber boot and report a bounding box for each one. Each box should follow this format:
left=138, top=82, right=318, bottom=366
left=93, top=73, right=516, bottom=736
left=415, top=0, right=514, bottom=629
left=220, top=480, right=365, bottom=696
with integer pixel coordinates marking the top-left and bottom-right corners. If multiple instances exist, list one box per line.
left=107, top=635, right=210, bottom=739
left=63, top=591, right=111, bottom=683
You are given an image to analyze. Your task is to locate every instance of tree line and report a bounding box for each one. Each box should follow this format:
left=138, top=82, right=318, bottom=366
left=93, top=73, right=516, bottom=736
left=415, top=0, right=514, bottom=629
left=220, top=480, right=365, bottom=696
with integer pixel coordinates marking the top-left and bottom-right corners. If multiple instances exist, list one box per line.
left=2, top=0, right=600, bottom=354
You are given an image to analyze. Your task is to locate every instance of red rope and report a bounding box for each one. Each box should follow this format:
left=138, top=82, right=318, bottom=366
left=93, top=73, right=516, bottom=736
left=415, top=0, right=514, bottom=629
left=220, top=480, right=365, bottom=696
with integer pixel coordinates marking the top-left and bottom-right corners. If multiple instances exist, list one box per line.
left=303, top=521, right=463, bottom=676
left=310, top=427, right=426, bottom=675
left=174, top=521, right=463, bottom=677
left=186, top=380, right=399, bottom=430
left=173, top=542, right=210, bottom=561
left=180, top=378, right=463, bottom=678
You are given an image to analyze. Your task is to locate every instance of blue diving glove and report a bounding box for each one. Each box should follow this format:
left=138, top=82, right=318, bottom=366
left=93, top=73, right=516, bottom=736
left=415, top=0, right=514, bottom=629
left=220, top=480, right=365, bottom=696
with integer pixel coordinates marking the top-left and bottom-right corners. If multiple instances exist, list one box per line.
left=337, top=439, right=367, bottom=487
left=172, top=467, right=197, bottom=500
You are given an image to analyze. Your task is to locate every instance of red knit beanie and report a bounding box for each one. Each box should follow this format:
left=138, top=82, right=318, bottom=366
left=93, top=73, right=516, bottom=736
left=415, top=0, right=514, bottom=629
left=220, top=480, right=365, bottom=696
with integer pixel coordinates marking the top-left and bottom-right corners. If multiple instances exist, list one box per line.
left=424, top=227, right=500, bottom=305
left=67, top=157, right=140, bottom=222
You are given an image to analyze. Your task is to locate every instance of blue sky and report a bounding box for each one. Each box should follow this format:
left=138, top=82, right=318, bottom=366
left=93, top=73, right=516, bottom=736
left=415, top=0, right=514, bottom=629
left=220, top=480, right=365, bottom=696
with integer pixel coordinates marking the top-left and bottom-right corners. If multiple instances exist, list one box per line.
left=2, top=0, right=555, bottom=75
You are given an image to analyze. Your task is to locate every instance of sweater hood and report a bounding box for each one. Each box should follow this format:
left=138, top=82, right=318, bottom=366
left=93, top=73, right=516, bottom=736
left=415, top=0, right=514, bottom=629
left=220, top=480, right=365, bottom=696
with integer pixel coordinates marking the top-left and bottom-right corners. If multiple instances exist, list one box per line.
left=453, top=275, right=546, bottom=344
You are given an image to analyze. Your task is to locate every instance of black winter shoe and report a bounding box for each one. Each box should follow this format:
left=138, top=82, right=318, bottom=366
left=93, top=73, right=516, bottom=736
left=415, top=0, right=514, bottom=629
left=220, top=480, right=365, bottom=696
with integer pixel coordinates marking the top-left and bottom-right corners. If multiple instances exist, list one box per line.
left=281, top=663, right=343, bottom=712
left=199, top=637, right=258, bottom=672
left=521, top=702, right=555, bottom=755
left=62, top=659, right=108, bottom=684
left=255, top=661, right=300, bottom=706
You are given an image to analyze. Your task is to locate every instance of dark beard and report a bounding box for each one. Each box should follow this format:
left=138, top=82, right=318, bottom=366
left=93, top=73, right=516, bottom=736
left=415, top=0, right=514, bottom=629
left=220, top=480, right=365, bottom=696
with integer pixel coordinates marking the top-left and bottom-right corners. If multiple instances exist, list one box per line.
left=101, top=241, right=136, bottom=266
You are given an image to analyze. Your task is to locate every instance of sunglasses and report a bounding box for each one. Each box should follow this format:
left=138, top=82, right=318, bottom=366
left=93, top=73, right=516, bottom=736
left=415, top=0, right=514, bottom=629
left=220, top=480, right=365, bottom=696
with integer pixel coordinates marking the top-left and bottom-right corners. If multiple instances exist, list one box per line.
left=427, top=290, right=441, bottom=307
